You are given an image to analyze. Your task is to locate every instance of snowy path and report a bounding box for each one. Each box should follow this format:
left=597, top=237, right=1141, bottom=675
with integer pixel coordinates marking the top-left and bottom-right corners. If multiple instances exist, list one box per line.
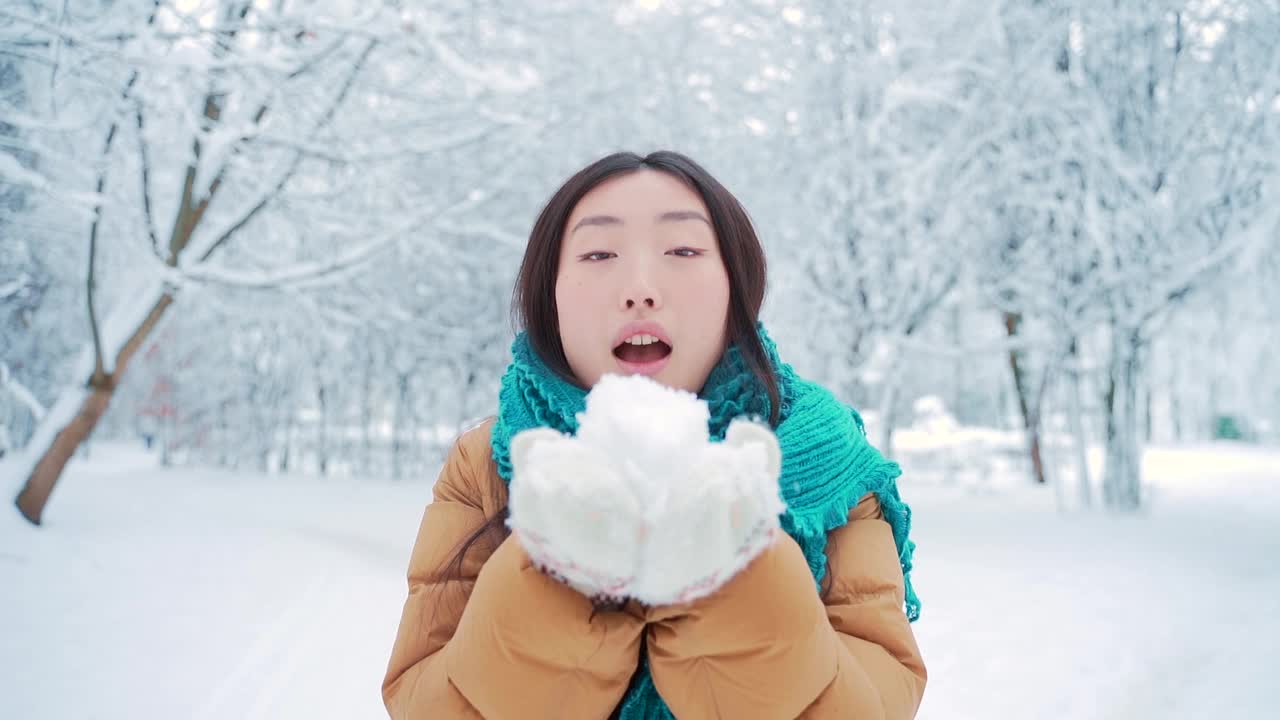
left=910, top=443, right=1280, bottom=719
left=2, top=446, right=429, bottom=720
left=2, top=442, right=1277, bottom=719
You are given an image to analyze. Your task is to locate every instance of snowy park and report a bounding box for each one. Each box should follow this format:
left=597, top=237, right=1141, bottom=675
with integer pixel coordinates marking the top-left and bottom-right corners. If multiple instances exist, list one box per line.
left=4, top=0, right=1280, bottom=719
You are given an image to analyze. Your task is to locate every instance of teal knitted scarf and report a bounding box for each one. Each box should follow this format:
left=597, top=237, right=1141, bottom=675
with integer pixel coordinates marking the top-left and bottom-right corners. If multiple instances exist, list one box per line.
left=490, top=322, right=919, bottom=720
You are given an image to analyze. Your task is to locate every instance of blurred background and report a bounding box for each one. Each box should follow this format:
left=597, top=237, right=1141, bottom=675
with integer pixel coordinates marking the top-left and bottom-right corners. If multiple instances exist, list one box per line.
left=2, top=1, right=1278, bottom=718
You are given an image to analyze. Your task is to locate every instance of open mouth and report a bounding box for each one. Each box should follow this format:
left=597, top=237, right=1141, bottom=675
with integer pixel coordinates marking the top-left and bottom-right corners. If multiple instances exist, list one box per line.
left=612, top=334, right=673, bottom=373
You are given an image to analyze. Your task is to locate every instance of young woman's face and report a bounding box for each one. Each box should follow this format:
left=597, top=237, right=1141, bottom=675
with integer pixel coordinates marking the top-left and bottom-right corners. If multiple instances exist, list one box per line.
left=555, top=169, right=731, bottom=393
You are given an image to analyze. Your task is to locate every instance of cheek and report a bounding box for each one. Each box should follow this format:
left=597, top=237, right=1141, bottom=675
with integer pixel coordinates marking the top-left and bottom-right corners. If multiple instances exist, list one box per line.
left=671, top=265, right=730, bottom=356
left=554, top=278, right=579, bottom=332
left=684, top=264, right=730, bottom=320
left=556, top=275, right=596, bottom=316
left=556, top=264, right=601, bottom=302
left=554, top=276, right=599, bottom=353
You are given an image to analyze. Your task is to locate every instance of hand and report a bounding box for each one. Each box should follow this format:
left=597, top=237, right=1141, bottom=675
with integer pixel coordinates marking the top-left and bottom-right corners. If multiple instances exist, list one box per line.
left=630, top=417, right=786, bottom=607
left=506, top=427, right=643, bottom=604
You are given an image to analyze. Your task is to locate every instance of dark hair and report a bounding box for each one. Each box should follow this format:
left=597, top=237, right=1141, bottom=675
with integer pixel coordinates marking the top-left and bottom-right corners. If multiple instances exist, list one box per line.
left=431, top=151, right=782, bottom=604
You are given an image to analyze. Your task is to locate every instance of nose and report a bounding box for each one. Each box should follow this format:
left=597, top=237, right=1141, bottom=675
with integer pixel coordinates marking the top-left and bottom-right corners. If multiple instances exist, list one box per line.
left=619, top=260, right=662, bottom=311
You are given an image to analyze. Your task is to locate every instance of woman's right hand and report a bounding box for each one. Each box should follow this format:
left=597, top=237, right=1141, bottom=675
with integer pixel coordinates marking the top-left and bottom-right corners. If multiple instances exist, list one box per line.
left=506, top=427, right=643, bottom=605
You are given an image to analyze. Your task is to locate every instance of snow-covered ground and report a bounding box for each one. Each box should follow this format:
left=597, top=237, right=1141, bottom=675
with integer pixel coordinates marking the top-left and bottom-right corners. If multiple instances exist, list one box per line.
left=1, top=446, right=429, bottom=720
left=907, top=442, right=1280, bottom=720
left=3, top=440, right=1278, bottom=719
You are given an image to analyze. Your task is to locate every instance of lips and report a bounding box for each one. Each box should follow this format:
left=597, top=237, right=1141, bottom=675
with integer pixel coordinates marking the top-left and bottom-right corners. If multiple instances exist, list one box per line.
left=612, top=321, right=673, bottom=376
left=611, top=321, right=673, bottom=350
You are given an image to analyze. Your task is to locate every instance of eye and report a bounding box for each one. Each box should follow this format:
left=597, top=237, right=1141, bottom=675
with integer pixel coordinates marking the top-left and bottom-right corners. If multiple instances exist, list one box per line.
left=668, top=247, right=704, bottom=258
left=579, top=251, right=616, bottom=262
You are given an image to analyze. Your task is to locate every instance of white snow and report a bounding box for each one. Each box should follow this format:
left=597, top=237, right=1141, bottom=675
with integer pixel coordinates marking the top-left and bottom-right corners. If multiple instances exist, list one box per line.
left=907, top=442, right=1280, bottom=720
left=2, top=440, right=1277, bottom=719
left=419, top=32, right=541, bottom=94
left=1, top=444, right=429, bottom=720
left=0, top=152, right=102, bottom=209
left=0, top=151, right=50, bottom=191
left=0, top=363, right=48, bottom=420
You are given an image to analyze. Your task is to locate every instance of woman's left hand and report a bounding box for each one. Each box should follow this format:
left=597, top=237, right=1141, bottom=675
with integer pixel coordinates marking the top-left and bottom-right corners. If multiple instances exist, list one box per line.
left=629, top=418, right=787, bottom=606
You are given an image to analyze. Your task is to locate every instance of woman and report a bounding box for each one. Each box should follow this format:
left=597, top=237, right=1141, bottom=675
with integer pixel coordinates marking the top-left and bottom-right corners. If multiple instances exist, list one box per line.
left=383, top=151, right=926, bottom=719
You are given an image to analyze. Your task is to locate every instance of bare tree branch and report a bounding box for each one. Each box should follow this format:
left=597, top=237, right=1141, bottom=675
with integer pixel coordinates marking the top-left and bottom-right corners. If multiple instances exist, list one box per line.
left=133, top=104, right=160, bottom=256
left=173, top=208, right=429, bottom=289
left=189, top=39, right=379, bottom=265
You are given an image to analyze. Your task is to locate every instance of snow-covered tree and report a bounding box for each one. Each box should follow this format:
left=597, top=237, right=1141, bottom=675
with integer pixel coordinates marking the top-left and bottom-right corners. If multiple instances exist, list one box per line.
left=2, top=0, right=538, bottom=523
left=3, top=0, right=1276, bottom=523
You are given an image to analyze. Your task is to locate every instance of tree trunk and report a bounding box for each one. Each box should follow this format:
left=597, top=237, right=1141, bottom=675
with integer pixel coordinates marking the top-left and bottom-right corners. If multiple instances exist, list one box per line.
left=1103, top=324, right=1144, bottom=511
left=1003, top=311, right=1047, bottom=484
left=1066, top=340, right=1092, bottom=509
left=877, top=369, right=901, bottom=459
left=1144, top=379, right=1153, bottom=443
left=952, top=302, right=965, bottom=422
left=14, top=293, right=173, bottom=524
left=11, top=39, right=233, bottom=524
left=362, top=360, right=373, bottom=473
left=316, top=382, right=329, bottom=476
left=159, top=410, right=173, bottom=467
left=280, top=408, right=294, bottom=473
left=1170, top=346, right=1184, bottom=442
left=392, top=372, right=410, bottom=481
left=14, top=385, right=107, bottom=524
left=458, top=363, right=479, bottom=433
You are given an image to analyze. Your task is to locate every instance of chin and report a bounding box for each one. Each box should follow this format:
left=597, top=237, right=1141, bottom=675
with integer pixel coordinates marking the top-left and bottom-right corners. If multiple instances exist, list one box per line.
left=660, top=372, right=697, bottom=394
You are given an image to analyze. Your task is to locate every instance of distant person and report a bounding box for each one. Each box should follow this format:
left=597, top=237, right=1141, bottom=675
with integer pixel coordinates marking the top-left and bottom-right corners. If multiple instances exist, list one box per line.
left=382, top=151, right=926, bottom=719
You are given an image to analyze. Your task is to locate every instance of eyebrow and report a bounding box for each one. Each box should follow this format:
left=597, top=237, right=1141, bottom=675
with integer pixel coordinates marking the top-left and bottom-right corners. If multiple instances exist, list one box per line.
left=570, top=210, right=712, bottom=235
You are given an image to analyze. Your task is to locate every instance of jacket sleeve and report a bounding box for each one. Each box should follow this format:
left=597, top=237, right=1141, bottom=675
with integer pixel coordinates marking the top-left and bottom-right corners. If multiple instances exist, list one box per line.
left=382, top=429, right=646, bottom=720
left=644, top=493, right=926, bottom=720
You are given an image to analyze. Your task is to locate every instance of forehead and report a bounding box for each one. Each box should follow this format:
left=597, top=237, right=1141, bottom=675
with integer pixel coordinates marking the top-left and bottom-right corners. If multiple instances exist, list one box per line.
left=566, top=169, right=709, bottom=227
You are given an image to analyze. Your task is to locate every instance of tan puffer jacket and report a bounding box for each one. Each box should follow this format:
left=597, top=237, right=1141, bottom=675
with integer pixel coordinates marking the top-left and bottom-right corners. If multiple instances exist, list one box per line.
left=383, top=419, right=926, bottom=719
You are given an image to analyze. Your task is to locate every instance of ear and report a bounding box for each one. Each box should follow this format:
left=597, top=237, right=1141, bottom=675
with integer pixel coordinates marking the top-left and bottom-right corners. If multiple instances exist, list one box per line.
left=723, top=419, right=781, bottom=479
left=510, top=427, right=566, bottom=471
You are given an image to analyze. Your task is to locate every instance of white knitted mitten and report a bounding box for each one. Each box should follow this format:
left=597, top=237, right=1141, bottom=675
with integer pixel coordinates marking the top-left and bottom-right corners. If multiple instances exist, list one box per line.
left=630, top=417, right=786, bottom=606
left=509, top=374, right=787, bottom=607
left=506, top=427, right=644, bottom=604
